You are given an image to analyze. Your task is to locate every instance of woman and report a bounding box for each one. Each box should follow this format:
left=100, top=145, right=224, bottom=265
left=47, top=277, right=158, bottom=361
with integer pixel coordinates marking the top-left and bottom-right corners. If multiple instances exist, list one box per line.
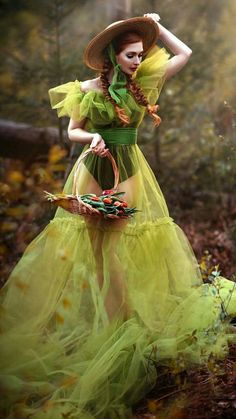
left=53, top=13, right=195, bottom=323
left=0, top=13, right=235, bottom=419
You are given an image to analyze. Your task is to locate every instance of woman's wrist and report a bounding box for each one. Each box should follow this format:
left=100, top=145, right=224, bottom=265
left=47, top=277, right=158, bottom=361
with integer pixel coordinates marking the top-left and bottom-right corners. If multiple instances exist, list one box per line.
left=90, top=133, right=103, bottom=149
left=156, top=22, right=163, bottom=37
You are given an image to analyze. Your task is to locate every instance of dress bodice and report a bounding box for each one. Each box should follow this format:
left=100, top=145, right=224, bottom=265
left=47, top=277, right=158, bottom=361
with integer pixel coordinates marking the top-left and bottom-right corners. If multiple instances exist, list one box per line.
left=48, top=45, right=171, bottom=131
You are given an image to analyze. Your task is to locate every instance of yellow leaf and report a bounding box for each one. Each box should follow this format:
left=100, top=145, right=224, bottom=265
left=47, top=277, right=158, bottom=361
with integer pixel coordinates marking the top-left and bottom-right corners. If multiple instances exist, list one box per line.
left=0, top=182, right=11, bottom=195
left=5, top=207, right=26, bottom=218
left=8, top=171, right=25, bottom=184
left=48, top=145, right=67, bottom=164
left=57, top=248, right=69, bottom=260
left=49, top=163, right=67, bottom=172
left=0, top=221, right=18, bottom=232
left=55, top=313, right=64, bottom=324
left=15, top=281, right=30, bottom=293
left=200, top=260, right=207, bottom=271
left=60, top=376, right=77, bottom=388
left=0, top=244, right=8, bottom=255
left=0, top=72, right=13, bottom=92
left=43, top=399, right=55, bottom=412
left=62, top=298, right=71, bottom=309
left=147, top=399, right=162, bottom=414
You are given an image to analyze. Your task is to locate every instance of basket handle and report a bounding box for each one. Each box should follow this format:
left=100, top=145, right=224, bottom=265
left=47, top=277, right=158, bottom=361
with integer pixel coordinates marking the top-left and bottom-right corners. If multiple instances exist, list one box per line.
left=72, top=147, right=119, bottom=197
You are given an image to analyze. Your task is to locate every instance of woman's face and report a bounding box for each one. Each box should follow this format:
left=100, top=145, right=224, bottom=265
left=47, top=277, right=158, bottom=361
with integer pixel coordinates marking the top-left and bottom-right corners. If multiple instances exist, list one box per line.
left=115, top=41, right=144, bottom=75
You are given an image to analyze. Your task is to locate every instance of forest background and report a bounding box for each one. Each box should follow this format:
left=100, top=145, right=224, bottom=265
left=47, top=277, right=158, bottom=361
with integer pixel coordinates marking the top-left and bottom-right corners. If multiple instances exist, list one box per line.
left=0, top=0, right=236, bottom=285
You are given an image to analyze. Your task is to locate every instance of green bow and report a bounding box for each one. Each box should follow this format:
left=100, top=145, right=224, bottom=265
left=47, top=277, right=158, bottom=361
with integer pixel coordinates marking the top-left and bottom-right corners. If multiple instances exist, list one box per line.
left=106, top=42, right=127, bottom=105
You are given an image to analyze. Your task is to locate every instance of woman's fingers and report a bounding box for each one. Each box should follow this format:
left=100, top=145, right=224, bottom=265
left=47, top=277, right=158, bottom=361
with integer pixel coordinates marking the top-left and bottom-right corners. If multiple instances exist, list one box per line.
left=99, top=148, right=109, bottom=157
left=143, top=13, right=161, bottom=22
left=91, top=133, right=103, bottom=148
left=89, top=130, right=109, bottom=157
left=91, top=146, right=109, bottom=157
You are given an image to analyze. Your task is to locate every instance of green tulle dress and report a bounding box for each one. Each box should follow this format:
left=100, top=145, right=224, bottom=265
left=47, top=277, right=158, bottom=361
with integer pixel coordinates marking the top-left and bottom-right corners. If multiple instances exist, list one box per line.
left=0, top=45, right=236, bottom=418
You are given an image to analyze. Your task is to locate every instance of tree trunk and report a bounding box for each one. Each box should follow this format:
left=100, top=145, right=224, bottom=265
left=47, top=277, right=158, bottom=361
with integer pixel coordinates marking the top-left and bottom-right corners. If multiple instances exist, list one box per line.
left=106, top=0, right=132, bottom=20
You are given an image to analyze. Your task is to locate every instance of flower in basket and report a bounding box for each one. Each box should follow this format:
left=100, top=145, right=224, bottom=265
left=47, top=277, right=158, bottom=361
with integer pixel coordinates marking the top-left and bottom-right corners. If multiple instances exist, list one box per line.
left=44, top=190, right=140, bottom=219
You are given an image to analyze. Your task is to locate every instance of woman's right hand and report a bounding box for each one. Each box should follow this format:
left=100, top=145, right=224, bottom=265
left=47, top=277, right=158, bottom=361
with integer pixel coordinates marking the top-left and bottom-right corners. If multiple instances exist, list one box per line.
left=90, top=133, right=109, bottom=158
left=143, top=13, right=161, bottom=23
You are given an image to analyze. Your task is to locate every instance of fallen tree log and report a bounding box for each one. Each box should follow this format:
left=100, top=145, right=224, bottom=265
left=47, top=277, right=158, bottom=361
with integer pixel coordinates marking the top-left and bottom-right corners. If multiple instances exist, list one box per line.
left=0, top=119, right=67, bottom=162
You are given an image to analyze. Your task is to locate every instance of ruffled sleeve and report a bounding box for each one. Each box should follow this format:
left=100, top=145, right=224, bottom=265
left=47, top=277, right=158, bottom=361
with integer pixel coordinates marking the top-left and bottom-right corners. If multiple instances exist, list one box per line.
left=48, top=80, right=86, bottom=121
left=135, top=45, right=171, bottom=104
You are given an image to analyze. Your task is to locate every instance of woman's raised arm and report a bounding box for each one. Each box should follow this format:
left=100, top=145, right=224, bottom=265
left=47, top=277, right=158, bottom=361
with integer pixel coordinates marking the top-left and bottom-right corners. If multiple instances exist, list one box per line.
left=144, top=13, right=192, bottom=80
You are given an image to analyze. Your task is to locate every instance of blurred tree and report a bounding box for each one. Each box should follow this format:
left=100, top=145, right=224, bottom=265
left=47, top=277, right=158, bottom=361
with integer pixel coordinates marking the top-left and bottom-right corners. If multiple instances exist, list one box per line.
left=43, top=0, right=79, bottom=146
left=106, top=0, right=131, bottom=20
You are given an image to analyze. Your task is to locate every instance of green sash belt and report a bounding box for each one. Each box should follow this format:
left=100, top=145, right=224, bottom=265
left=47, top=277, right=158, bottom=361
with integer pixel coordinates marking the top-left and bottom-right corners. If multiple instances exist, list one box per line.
left=91, top=127, right=138, bottom=145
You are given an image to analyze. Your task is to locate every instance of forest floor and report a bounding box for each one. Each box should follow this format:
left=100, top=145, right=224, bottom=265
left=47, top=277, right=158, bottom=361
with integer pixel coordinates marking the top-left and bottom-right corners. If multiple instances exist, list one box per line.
left=175, top=196, right=236, bottom=280
left=134, top=343, right=236, bottom=419
left=133, top=200, right=236, bottom=419
left=133, top=197, right=236, bottom=419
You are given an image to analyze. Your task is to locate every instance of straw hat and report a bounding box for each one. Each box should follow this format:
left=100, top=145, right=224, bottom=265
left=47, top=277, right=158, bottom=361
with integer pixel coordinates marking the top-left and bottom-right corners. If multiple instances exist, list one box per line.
left=83, top=16, right=159, bottom=71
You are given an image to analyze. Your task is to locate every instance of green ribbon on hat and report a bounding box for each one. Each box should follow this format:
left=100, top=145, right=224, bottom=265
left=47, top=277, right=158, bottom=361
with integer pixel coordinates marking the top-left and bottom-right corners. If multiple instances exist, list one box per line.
left=106, top=42, right=127, bottom=105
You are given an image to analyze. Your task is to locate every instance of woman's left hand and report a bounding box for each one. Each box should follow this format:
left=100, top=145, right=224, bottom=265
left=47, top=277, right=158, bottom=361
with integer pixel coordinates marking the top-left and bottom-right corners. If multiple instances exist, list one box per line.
left=90, top=133, right=109, bottom=158
left=143, top=13, right=161, bottom=24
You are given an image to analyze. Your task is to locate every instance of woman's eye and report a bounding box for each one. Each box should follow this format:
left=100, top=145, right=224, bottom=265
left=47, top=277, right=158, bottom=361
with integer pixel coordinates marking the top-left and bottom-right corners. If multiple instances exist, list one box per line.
left=126, top=54, right=143, bottom=59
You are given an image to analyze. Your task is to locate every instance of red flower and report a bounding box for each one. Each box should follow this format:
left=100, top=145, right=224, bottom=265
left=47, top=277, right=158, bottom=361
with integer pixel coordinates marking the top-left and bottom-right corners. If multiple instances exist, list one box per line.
left=102, top=189, right=114, bottom=195
left=103, top=198, right=113, bottom=204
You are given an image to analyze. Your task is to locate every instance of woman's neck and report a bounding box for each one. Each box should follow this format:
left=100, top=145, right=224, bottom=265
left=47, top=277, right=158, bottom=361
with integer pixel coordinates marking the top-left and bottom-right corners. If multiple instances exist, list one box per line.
left=97, top=70, right=113, bottom=88
left=107, top=69, right=114, bottom=84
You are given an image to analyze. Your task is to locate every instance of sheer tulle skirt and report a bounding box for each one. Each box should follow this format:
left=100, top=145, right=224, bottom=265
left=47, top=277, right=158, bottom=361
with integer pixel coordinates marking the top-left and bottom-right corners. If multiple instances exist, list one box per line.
left=0, top=143, right=236, bottom=418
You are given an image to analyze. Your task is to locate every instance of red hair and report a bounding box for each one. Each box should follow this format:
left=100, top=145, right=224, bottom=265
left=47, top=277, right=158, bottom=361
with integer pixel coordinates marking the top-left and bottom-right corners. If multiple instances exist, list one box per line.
left=112, top=31, right=143, bottom=54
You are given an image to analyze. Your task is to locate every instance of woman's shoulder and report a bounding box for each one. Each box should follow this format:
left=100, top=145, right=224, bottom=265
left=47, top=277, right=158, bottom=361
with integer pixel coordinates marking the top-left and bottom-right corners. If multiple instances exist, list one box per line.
left=80, top=77, right=103, bottom=94
left=48, top=76, right=107, bottom=120
left=48, top=77, right=102, bottom=97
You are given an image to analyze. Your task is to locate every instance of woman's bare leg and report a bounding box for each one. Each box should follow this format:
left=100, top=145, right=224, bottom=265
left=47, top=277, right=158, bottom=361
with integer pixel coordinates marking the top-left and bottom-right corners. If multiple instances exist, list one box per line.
left=84, top=216, right=130, bottom=321
left=101, top=173, right=140, bottom=321
left=102, top=218, right=131, bottom=321
left=77, top=164, right=139, bottom=321
left=78, top=168, right=105, bottom=290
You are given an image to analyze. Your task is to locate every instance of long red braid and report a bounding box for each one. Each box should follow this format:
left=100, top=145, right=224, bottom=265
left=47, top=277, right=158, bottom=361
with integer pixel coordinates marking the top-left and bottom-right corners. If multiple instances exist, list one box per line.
left=100, top=57, right=130, bottom=125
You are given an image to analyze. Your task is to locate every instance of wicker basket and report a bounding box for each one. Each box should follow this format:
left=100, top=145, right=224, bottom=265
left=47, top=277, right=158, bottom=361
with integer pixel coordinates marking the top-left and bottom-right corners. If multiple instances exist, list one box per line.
left=44, top=147, right=122, bottom=218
